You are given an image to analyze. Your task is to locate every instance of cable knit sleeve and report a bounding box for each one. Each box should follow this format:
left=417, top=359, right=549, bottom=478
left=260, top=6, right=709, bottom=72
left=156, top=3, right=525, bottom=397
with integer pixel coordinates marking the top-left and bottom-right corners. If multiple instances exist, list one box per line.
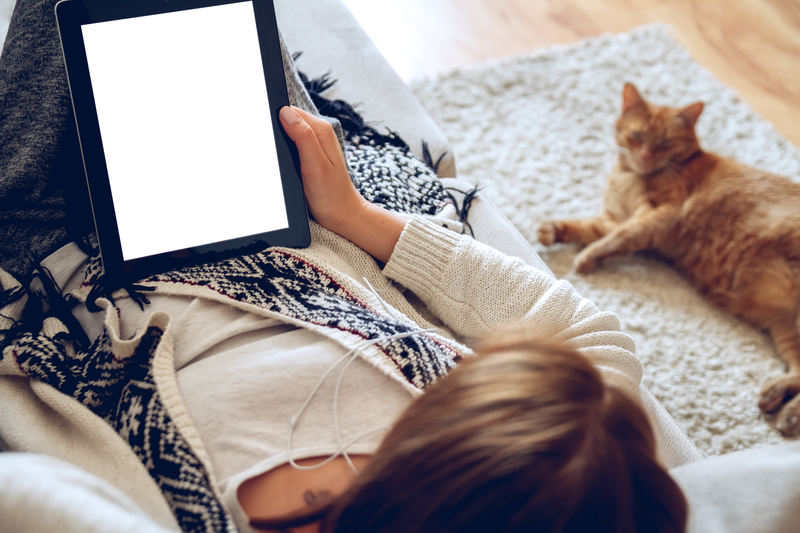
left=383, top=216, right=642, bottom=399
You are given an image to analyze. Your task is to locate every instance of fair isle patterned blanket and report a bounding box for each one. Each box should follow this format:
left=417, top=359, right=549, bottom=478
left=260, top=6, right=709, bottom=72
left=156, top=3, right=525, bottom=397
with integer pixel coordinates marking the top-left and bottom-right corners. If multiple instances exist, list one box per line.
left=0, top=98, right=456, bottom=531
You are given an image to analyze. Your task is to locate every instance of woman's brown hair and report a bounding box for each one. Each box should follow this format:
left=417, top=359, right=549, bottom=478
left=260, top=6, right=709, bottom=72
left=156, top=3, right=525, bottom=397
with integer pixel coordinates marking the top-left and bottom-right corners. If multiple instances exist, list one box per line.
left=252, top=334, right=687, bottom=533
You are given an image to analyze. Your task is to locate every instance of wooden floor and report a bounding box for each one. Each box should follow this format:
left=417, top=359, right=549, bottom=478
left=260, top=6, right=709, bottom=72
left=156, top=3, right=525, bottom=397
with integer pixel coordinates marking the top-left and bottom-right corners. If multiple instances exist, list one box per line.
left=342, top=0, right=800, bottom=149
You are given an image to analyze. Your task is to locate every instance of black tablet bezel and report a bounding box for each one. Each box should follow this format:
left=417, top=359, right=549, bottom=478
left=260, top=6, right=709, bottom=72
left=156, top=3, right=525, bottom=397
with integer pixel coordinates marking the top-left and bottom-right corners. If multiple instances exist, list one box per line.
left=55, top=0, right=310, bottom=283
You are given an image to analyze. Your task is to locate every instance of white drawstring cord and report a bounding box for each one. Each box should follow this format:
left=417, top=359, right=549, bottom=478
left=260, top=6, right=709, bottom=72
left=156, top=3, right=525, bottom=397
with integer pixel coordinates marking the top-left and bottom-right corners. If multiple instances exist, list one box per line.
left=362, top=277, right=402, bottom=321
left=332, top=346, right=368, bottom=473
left=287, top=328, right=438, bottom=475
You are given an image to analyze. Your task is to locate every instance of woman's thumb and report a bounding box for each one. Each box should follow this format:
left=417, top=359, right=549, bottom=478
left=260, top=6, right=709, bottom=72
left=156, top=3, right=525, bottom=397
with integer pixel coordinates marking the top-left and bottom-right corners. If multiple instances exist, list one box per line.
left=279, top=106, right=328, bottom=164
left=279, top=106, right=301, bottom=126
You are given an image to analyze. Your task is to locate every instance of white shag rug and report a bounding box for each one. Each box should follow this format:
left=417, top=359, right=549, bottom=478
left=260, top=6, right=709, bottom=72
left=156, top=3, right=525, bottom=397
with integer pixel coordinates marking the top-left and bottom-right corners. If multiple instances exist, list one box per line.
left=411, top=24, right=800, bottom=457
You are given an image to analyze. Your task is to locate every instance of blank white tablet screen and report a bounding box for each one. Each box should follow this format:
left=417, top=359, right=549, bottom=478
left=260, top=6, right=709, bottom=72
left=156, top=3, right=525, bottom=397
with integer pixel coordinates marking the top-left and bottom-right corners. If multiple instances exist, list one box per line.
left=81, top=1, right=289, bottom=261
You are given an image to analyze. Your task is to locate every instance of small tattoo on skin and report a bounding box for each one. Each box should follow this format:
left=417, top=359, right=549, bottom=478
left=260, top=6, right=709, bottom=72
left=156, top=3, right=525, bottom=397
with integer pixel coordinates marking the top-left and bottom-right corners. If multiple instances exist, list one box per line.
left=304, top=489, right=331, bottom=507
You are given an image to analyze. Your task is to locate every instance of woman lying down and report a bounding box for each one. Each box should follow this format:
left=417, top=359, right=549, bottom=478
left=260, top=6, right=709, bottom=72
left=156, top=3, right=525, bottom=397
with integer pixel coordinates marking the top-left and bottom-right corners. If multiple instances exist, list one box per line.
left=55, top=107, right=685, bottom=532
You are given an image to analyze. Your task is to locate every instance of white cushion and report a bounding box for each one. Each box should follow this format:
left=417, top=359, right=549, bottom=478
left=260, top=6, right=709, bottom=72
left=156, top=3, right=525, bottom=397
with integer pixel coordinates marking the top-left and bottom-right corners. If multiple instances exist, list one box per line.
left=0, top=453, right=176, bottom=533
left=672, top=442, right=800, bottom=533
left=0, top=0, right=14, bottom=47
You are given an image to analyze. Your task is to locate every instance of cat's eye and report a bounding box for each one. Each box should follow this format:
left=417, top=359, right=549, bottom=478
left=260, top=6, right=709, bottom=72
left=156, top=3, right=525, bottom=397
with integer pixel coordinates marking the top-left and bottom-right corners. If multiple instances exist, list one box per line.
left=660, top=138, right=671, bottom=146
left=630, top=130, right=642, bottom=141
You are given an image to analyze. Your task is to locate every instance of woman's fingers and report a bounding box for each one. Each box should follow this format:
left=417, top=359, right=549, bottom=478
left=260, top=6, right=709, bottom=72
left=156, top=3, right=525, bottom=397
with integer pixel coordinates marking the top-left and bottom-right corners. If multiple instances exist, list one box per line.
left=279, top=106, right=332, bottom=172
left=278, top=105, right=364, bottom=232
left=292, top=107, right=347, bottom=167
left=279, top=106, right=345, bottom=169
left=277, top=105, right=407, bottom=262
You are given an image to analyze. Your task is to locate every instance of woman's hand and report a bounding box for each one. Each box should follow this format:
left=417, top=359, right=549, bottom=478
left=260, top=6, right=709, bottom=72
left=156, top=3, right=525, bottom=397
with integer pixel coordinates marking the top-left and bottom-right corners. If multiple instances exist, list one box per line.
left=278, top=106, right=363, bottom=234
left=279, top=106, right=407, bottom=263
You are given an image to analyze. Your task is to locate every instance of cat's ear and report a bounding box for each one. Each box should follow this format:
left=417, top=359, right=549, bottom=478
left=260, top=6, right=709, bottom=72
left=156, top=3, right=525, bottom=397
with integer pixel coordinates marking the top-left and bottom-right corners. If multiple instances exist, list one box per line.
left=678, top=102, right=704, bottom=128
left=622, top=83, right=646, bottom=114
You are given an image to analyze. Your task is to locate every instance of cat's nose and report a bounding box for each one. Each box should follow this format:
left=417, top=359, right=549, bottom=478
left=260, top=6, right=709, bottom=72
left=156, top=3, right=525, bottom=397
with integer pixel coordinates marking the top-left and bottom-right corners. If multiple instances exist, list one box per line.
left=641, top=150, right=652, bottom=161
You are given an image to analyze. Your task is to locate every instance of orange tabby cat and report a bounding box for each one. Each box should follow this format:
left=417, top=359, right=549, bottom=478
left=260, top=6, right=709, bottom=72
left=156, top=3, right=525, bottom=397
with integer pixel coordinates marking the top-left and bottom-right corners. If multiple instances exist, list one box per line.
left=537, top=83, right=800, bottom=436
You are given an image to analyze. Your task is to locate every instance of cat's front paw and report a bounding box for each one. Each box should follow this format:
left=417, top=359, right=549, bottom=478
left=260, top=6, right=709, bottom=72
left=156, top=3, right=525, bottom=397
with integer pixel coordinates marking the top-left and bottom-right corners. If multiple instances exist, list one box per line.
left=775, top=397, right=800, bottom=437
left=573, top=249, right=599, bottom=274
left=758, top=372, right=800, bottom=436
left=759, top=372, right=800, bottom=414
left=537, top=221, right=563, bottom=246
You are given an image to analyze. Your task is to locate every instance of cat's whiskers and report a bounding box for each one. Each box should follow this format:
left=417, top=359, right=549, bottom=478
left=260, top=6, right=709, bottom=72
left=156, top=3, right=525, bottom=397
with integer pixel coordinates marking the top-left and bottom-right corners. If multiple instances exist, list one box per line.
left=663, top=159, right=699, bottom=188
left=652, top=159, right=690, bottom=199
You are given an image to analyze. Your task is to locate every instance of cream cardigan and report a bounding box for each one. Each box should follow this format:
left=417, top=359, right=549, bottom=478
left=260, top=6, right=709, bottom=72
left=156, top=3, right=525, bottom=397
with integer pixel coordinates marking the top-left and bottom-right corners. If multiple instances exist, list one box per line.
left=0, top=216, right=641, bottom=530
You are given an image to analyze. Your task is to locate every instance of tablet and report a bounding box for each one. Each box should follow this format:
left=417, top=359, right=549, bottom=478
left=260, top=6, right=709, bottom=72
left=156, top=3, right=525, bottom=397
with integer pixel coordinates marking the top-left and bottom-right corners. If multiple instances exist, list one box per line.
left=55, top=0, right=310, bottom=283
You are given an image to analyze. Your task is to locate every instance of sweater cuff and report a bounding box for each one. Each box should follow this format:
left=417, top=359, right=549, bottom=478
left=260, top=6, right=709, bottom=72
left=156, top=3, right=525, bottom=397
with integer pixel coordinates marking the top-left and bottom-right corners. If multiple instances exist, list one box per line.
left=383, top=217, right=463, bottom=298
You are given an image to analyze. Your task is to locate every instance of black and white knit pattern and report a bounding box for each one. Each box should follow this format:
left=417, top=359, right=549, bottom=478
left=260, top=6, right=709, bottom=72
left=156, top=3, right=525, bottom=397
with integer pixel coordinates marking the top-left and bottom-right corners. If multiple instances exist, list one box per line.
left=147, top=249, right=460, bottom=388
left=345, top=132, right=450, bottom=217
left=8, top=325, right=237, bottom=533
left=299, top=67, right=452, bottom=218
left=11, top=329, right=122, bottom=411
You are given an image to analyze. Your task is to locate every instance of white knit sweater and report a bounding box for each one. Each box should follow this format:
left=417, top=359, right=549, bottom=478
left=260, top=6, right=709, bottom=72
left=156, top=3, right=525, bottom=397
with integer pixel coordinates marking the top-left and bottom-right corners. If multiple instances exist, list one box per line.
left=0, top=215, right=642, bottom=529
